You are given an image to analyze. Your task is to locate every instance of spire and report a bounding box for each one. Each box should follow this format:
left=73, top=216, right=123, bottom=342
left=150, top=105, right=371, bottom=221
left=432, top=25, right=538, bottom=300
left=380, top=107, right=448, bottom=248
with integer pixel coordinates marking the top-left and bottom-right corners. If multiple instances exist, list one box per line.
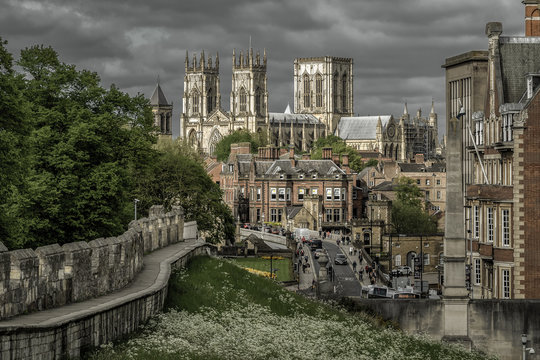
left=284, top=103, right=292, bottom=114
left=431, top=98, right=435, bottom=114
left=216, top=51, right=219, bottom=69
left=201, top=50, right=205, bottom=69
left=185, top=50, right=189, bottom=70
left=256, top=51, right=260, bottom=66
left=376, top=116, right=382, bottom=130
left=150, top=83, right=170, bottom=106
left=239, top=50, right=244, bottom=68
left=232, top=49, right=236, bottom=68
left=263, top=48, right=267, bottom=65
left=249, top=46, right=253, bottom=66
left=192, top=53, right=197, bottom=70
left=403, top=102, right=409, bottom=115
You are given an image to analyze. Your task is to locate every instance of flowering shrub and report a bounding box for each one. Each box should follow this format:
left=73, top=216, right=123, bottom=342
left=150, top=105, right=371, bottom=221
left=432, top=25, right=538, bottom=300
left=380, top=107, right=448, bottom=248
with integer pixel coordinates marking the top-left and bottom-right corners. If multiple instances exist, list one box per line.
left=89, top=257, right=496, bottom=360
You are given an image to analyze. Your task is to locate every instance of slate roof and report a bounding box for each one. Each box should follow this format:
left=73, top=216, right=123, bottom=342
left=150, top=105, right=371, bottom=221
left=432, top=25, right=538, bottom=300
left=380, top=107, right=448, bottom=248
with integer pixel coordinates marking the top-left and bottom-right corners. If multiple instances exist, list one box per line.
left=150, top=84, right=170, bottom=106
left=398, top=163, right=426, bottom=172
left=499, top=36, right=540, bottom=104
left=265, top=160, right=344, bottom=176
left=269, top=113, right=322, bottom=125
left=287, top=206, right=303, bottom=219
left=336, top=116, right=392, bottom=140
left=372, top=181, right=395, bottom=191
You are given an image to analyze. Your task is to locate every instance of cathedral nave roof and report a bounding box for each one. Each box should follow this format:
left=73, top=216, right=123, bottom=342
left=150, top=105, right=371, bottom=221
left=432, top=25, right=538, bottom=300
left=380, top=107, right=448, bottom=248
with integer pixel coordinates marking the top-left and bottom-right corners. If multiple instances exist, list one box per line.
left=337, top=116, right=392, bottom=140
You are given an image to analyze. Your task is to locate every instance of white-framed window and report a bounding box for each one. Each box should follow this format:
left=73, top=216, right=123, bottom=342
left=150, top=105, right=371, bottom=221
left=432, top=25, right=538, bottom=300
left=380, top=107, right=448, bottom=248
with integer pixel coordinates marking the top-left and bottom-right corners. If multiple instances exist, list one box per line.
left=475, top=258, right=481, bottom=285
left=326, top=209, right=332, bottom=222
left=333, top=188, right=341, bottom=200
left=270, top=188, right=277, bottom=201
left=311, top=188, right=318, bottom=195
left=298, top=188, right=305, bottom=201
left=271, top=208, right=277, bottom=222
left=299, top=174, right=304, bottom=179
left=395, top=254, right=402, bottom=267
left=278, top=188, right=285, bottom=201
left=326, top=188, right=332, bottom=200
left=436, top=191, right=441, bottom=200
left=286, top=188, right=291, bottom=201
left=333, top=209, right=341, bottom=222
left=473, top=206, right=479, bottom=239
left=279, top=174, right=284, bottom=179
left=256, top=188, right=261, bottom=201
left=502, top=209, right=510, bottom=247
left=426, top=179, right=430, bottom=185
left=341, top=188, right=346, bottom=200
left=312, top=174, right=317, bottom=179
left=502, top=269, right=510, bottom=299
left=487, top=207, right=494, bottom=242
left=423, top=253, right=430, bottom=266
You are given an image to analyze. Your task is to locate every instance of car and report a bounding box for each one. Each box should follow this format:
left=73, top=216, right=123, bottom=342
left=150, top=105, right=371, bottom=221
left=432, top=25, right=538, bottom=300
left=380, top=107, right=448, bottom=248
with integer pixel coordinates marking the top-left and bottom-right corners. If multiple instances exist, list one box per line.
left=392, top=266, right=412, bottom=276
left=310, top=239, right=323, bottom=251
left=314, top=248, right=325, bottom=259
left=334, top=253, right=348, bottom=265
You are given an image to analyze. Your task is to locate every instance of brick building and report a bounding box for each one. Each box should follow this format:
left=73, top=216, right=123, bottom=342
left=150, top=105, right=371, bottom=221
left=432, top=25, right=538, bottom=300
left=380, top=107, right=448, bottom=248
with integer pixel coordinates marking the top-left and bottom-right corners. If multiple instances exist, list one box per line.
left=220, top=143, right=362, bottom=232
left=443, top=0, right=540, bottom=299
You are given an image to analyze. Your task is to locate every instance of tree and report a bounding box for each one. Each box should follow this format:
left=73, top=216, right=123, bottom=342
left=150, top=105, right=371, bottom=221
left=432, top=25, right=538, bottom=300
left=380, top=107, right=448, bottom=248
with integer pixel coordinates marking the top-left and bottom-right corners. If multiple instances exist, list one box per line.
left=9, top=44, right=157, bottom=249
left=391, top=177, right=437, bottom=235
left=213, top=129, right=267, bottom=162
left=134, top=139, right=234, bottom=244
left=310, top=135, right=376, bottom=173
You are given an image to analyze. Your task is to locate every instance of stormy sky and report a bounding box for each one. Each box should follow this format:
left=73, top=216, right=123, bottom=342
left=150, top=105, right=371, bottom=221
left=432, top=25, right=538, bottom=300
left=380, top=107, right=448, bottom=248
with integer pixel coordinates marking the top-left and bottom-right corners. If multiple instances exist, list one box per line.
left=1, top=0, right=524, bottom=138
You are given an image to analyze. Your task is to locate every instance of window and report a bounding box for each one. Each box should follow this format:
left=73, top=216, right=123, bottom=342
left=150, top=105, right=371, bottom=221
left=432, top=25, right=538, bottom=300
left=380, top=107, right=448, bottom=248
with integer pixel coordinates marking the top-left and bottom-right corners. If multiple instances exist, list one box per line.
left=311, top=188, right=318, bottom=195
left=436, top=179, right=441, bottom=185
left=326, top=188, right=332, bottom=200
left=341, top=188, right=346, bottom=200
left=342, top=74, right=347, bottom=109
left=423, top=253, right=430, bottom=266
left=426, top=179, right=430, bottom=185
left=271, top=209, right=277, bottom=222
left=271, top=188, right=277, bottom=201
left=192, top=91, right=199, bottom=114
left=473, top=206, right=479, bottom=238
left=395, top=254, right=402, bottom=267
left=239, top=88, right=247, bottom=112
left=298, top=188, right=305, bottom=201
left=333, top=188, right=341, bottom=200
left=437, top=191, right=441, bottom=200
left=279, top=174, right=284, bottom=179
left=278, top=209, right=283, bottom=222
left=286, top=188, right=291, bottom=201
left=312, top=174, right=317, bottom=179
left=333, top=209, right=340, bottom=222
left=487, top=207, right=494, bottom=242
left=416, top=179, right=420, bottom=185
left=326, top=209, right=332, bottom=222
left=425, top=191, right=430, bottom=200
left=299, top=174, right=304, bottom=179
left=333, top=73, right=338, bottom=110
left=352, top=190, right=357, bottom=200
left=278, top=188, right=285, bottom=201
left=502, top=209, right=510, bottom=246
left=475, top=258, right=481, bottom=285
left=207, top=89, right=214, bottom=114
left=502, top=269, right=510, bottom=299
left=256, top=188, right=261, bottom=201
left=255, top=87, right=262, bottom=115
left=303, top=74, right=311, bottom=108
left=315, top=74, right=323, bottom=108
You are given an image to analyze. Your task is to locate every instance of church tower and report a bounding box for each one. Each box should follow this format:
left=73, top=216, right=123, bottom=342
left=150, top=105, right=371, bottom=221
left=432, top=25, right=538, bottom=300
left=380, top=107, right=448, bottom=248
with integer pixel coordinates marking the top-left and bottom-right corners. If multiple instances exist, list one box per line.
left=293, top=56, right=353, bottom=136
left=150, top=82, right=173, bottom=141
left=182, top=51, right=221, bottom=151
left=230, top=48, right=269, bottom=134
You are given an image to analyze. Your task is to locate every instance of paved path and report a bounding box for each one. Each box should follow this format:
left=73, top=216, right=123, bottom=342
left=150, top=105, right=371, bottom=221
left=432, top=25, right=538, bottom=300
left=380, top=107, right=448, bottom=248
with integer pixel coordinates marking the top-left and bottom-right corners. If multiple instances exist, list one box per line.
left=0, top=237, right=204, bottom=328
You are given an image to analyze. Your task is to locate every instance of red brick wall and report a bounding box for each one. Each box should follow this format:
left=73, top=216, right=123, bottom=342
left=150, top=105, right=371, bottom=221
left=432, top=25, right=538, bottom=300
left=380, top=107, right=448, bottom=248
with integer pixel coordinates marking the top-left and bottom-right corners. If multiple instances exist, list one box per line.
left=525, top=6, right=540, bottom=36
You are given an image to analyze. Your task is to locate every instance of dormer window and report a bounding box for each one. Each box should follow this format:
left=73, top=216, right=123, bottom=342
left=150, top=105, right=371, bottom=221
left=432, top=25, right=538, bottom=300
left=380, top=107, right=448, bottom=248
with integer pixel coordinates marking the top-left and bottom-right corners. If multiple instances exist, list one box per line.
left=299, top=174, right=304, bottom=179
left=229, top=164, right=234, bottom=172
left=335, top=175, right=340, bottom=179
left=312, top=174, right=317, bottom=179
left=280, top=174, right=284, bottom=179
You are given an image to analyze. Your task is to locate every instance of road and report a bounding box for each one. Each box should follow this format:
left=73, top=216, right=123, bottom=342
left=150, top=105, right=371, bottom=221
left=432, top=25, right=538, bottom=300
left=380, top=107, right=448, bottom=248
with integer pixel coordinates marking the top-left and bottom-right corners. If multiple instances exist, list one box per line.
left=312, top=240, right=363, bottom=298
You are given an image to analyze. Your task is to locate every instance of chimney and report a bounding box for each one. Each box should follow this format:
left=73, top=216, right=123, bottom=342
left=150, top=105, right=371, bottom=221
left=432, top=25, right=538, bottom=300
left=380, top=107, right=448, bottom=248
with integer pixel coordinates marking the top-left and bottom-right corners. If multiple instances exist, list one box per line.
left=258, top=146, right=266, bottom=160
left=322, top=147, right=332, bottom=160
left=230, top=143, right=239, bottom=155
left=332, top=154, right=340, bottom=165
left=414, top=153, right=425, bottom=164
left=236, top=142, right=251, bottom=154
left=524, top=0, right=540, bottom=36
left=341, top=154, right=350, bottom=173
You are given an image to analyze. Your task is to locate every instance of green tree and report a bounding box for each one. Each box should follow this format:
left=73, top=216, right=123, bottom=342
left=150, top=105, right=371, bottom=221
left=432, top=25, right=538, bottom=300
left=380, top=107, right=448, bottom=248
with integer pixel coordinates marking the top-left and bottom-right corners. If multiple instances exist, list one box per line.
left=391, top=177, right=437, bottom=235
left=11, top=44, right=157, bottom=249
left=134, top=139, right=234, bottom=244
left=213, top=129, right=267, bottom=162
left=310, top=135, right=376, bottom=172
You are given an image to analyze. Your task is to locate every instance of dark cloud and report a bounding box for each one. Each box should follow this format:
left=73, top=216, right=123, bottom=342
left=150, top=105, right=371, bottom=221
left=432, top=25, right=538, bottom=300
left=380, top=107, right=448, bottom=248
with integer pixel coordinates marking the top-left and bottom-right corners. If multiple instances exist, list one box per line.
left=1, top=0, right=525, bottom=138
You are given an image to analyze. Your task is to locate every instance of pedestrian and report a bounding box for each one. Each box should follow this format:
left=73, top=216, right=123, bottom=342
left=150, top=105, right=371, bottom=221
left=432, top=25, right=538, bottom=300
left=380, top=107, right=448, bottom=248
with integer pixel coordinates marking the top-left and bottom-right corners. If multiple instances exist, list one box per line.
left=312, top=279, right=316, bottom=290
left=304, top=255, right=308, bottom=263
left=359, top=254, right=363, bottom=264
left=353, top=261, right=357, bottom=271
left=354, top=248, right=357, bottom=256
left=337, top=239, right=340, bottom=246
left=301, top=249, right=304, bottom=257
left=365, top=265, right=369, bottom=273
left=349, top=246, right=353, bottom=255
left=359, top=270, right=363, bottom=281
left=302, top=263, right=306, bottom=273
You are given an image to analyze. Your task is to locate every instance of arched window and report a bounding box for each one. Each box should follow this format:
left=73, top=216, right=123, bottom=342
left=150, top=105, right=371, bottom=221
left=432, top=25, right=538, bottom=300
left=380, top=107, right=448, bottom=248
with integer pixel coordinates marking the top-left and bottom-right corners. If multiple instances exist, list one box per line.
left=342, top=73, right=347, bottom=110
left=188, top=130, right=197, bottom=147
left=333, top=72, right=339, bottom=110
left=207, top=88, right=213, bottom=114
left=303, top=74, right=311, bottom=108
left=315, top=74, right=323, bottom=108
left=395, top=254, right=402, bottom=267
left=160, top=114, right=165, bottom=132
left=192, top=91, right=199, bottom=114
left=166, top=114, right=170, bottom=133
left=255, top=87, right=262, bottom=115
left=208, top=129, right=223, bottom=155
left=239, top=87, right=247, bottom=112
left=395, top=144, right=399, bottom=161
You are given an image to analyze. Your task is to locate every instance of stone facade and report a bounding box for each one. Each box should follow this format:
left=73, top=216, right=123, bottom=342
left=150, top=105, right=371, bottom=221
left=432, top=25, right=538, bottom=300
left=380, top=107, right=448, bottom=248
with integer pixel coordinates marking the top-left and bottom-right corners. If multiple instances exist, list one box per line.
left=0, top=205, right=184, bottom=320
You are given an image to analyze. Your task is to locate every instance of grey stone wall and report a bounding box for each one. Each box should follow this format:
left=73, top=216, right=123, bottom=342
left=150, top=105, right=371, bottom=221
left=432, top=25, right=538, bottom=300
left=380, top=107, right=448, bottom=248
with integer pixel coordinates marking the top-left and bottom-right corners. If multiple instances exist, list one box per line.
left=352, top=298, right=540, bottom=360
left=0, top=205, right=185, bottom=320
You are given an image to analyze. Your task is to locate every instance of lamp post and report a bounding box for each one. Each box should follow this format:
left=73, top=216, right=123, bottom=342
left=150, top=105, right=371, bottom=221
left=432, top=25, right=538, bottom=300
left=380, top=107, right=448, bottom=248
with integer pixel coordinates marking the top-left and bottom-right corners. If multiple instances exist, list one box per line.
left=134, top=199, right=140, bottom=221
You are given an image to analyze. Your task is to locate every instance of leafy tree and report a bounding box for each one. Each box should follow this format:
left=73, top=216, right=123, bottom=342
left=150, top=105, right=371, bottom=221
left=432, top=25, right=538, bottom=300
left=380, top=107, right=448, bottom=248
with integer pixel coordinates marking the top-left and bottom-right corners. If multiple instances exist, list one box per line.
left=134, top=139, right=234, bottom=244
left=213, top=129, right=267, bottom=162
left=310, top=135, right=376, bottom=172
left=9, top=44, right=157, bottom=248
left=391, top=177, right=437, bottom=235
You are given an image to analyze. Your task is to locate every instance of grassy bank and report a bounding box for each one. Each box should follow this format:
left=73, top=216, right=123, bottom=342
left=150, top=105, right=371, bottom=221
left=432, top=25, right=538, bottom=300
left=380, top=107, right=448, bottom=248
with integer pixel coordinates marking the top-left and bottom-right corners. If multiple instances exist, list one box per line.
left=89, top=256, right=495, bottom=360
left=230, top=257, right=293, bottom=281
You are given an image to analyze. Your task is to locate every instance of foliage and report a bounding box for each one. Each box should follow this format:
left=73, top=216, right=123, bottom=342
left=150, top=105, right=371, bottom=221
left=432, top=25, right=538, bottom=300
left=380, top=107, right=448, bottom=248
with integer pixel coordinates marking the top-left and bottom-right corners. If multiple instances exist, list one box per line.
left=213, top=129, right=267, bottom=162
left=231, top=257, right=293, bottom=281
left=133, top=139, right=234, bottom=245
left=89, top=256, right=495, bottom=360
left=391, top=177, right=437, bottom=235
left=310, top=135, right=377, bottom=173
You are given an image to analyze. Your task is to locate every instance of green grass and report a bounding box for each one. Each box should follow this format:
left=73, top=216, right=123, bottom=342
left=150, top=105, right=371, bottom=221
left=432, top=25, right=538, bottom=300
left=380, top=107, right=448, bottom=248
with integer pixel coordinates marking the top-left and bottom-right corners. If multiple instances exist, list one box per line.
left=230, top=257, right=293, bottom=281
left=88, top=256, right=497, bottom=360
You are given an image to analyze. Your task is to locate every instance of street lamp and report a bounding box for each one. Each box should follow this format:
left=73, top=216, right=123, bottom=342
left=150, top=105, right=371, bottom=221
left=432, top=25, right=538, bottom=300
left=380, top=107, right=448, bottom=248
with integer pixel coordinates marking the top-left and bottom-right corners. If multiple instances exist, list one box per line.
left=522, top=333, right=535, bottom=359
left=134, top=199, right=140, bottom=221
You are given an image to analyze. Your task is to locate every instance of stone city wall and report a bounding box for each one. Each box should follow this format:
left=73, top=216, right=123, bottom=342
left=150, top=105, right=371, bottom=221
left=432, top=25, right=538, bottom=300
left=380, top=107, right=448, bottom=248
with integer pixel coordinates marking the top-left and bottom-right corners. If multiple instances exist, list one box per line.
left=353, top=298, right=540, bottom=360
left=0, top=205, right=184, bottom=320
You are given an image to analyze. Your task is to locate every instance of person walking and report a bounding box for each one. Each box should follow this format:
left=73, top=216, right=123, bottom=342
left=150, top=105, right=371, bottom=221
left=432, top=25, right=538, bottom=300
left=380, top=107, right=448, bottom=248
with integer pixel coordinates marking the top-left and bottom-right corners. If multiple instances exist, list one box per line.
left=349, top=246, right=353, bottom=255
left=352, top=261, right=357, bottom=272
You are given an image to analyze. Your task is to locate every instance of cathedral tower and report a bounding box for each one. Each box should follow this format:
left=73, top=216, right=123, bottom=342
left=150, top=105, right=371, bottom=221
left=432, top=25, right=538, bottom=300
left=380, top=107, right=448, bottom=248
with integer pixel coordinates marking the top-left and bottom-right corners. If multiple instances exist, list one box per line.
left=230, top=48, right=269, bottom=134
left=182, top=51, right=221, bottom=149
left=293, top=56, right=353, bottom=135
left=150, top=82, right=173, bottom=141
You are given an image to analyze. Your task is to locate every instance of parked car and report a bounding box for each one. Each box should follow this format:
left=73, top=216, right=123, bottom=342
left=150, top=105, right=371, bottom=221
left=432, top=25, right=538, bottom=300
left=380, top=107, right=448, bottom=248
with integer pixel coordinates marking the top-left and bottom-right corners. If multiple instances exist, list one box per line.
left=334, top=253, right=348, bottom=265
left=314, top=248, right=325, bottom=259
left=392, top=266, right=412, bottom=276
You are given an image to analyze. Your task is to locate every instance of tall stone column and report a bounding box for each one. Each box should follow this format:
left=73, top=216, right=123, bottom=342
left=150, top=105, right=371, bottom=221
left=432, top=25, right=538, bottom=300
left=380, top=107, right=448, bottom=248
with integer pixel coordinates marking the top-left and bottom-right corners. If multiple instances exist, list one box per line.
left=443, top=115, right=470, bottom=345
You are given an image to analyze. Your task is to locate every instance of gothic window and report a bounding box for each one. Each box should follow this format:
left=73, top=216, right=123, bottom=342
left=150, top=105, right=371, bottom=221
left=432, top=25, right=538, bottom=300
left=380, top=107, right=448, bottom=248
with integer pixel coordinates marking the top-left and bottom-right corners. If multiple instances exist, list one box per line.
left=207, top=89, right=213, bottom=114
left=160, top=114, right=165, bottom=132
left=188, top=129, right=197, bottom=147
left=166, top=114, right=170, bottom=132
left=208, top=129, right=223, bottom=155
left=315, top=74, right=323, bottom=108
left=333, top=73, right=338, bottom=110
left=255, top=87, right=262, bottom=115
left=239, top=87, right=247, bottom=112
left=192, top=91, right=199, bottom=114
left=303, top=74, right=311, bottom=108
left=342, top=73, right=347, bottom=110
